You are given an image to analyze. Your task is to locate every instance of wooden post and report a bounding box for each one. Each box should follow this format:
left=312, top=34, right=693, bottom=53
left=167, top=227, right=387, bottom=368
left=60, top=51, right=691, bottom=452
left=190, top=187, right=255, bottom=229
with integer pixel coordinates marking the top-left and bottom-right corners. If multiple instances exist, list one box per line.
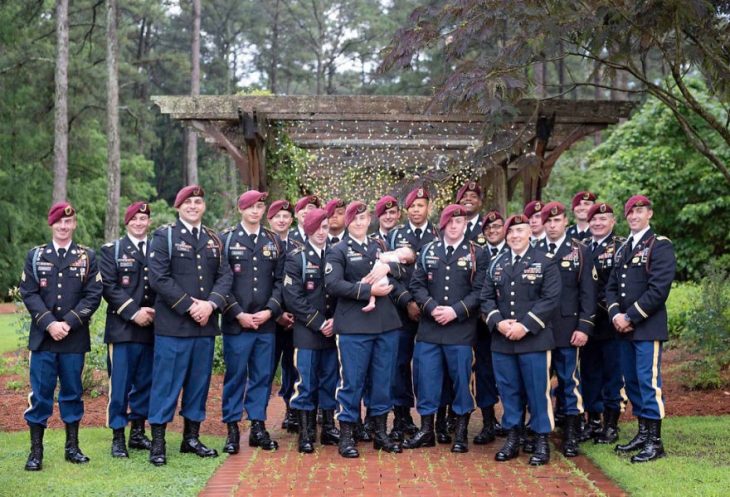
left=483, top=165, right=507, bottom=215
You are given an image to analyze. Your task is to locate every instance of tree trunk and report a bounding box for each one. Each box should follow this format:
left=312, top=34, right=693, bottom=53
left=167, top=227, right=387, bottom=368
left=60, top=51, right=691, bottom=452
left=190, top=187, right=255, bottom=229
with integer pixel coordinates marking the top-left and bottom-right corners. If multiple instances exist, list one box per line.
left=52, top=0, right=69, bottom=203
left=185, top=0, right=201, bottom=185
left=105, top=0, right=121, bottom=241
left=269, top=0, right=280, bottom=93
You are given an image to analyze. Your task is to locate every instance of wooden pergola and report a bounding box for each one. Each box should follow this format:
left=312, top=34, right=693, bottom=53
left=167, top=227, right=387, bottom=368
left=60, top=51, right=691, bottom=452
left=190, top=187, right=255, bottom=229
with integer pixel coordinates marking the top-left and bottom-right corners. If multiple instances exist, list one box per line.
left=153, top=95, right=634, bottom=212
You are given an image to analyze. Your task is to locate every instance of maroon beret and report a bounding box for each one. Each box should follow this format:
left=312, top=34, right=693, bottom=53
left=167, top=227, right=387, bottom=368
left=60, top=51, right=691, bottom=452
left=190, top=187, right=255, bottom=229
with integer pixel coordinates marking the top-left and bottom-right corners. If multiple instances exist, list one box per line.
left=540, top=201, right=566, bottom=224
left=325, top=198, right=347, bottom=218
left=375, top=195, right=399, bottom=218
left=438, top=204, right=468, bottom=231
left=303, top=208, right=329, bottom=237
left=456, top=181, right=483, bottom=202
left=523, top=200, right=545, bottom=218
left=174, top=185, right=205, bottom=208
left=572, top=191, right=597, bottom=209
left=238, top=190, right=268, bottom=210
left=482, top=210, right=504, bottom=228
left=587, top=202, right=614, bottom=222
left=48, top=202, right=75, bottom=226
left=124, top=201, right=151, bottom=225
left=267, top=200, right=293, bottom=220
left=295, top=195, right=321, bottom=213
left=405, top=187, right=429, bottom=209
left=504, top=214, right=530, bottom=232
left=344, top=200, right=368, bottom=227
left=624, top=195, right=652, bottom=217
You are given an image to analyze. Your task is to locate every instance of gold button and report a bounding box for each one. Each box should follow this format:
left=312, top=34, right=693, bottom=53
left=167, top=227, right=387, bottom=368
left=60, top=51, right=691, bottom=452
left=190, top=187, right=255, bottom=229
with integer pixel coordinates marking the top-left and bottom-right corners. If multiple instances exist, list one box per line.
left=444, top=296, right=449, bottom=301
left=144, top=276, right=148, bottom=280
left=200, top=287, right=204, bottom=292
left=445, top=276, right=450, bottom=280
left=197, top=265, right=202, bottom=270
left=199, top=276, right=203, bottom=280
left=446, top=266, right=450, bottom=270
left=57, top=295, right=62, bottom=299
left=57, top=284, right=62, bottom=288
left=621, top=293, right=626, bottom=297
left=445, top=286, right=449, bottom=291
left=144, top=267, right=148, bottom=272
left=510, top=292, right=515, bottom=296
left=197, top=254, right=201, bottom=259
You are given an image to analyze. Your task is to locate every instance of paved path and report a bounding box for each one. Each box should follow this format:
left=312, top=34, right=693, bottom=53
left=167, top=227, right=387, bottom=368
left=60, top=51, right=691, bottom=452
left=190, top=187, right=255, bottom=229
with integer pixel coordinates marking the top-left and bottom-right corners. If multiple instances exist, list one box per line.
left=199, top=400, right=625, bottom=497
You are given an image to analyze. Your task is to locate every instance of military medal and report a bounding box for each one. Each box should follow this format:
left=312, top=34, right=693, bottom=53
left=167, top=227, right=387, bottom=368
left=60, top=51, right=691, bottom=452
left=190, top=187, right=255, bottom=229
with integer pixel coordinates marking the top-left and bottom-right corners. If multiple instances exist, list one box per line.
left=122, top=275, right=130, bottom=286
left=561, top=261, right=570, bottom=267
left=234, top=263, right=241, bottom=273
left=632, top=256, right=640, bottom=263
left=263, top=250, right=271, bottom=257
left=39, top=278, right=47, bottom=288
left=306, top=281, right=315, bottom=290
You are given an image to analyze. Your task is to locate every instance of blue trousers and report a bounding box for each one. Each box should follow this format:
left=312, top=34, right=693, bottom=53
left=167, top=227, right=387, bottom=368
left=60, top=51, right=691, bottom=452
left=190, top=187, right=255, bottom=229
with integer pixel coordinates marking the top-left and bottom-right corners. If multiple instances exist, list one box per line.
left=106, top=342, right=154, bottom=429
left=289, top=348, right=339, bottom=411
left=493, top=351, right=554, bottom=434
left=619, top=340, right=665, bottom=420
left=553, top=346, right=585, bottom=415
left=272, top=327, right=296, bottom=404
left=413, top=342, right=475, bottom=416
left=392, top=329, right=415, bottom=408
left=335, top=330, right=398, bottom=422
left=474, top=326, right=499, bottom=408
left=222, top=332, right=275, bottom=422
left=24, top=351, right=85, bottom=427
left=148, top=335, right=214, bottom=425
left=580, top=338, right=623, bottom=413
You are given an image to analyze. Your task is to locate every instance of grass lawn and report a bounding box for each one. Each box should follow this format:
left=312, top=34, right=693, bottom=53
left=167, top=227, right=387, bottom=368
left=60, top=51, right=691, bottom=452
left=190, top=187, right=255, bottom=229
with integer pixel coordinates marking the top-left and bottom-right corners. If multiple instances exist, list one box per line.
left=0, top=314, right=23, bottom=355
left=0, top=428, right=225, bottom=497
left=583, top=416, right=730, bottom=497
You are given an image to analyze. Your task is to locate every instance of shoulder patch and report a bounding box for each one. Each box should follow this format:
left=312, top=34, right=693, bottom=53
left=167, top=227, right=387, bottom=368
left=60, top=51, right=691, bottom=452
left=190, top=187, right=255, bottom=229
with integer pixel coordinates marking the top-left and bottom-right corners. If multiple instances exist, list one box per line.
left=283, top=274, right=293, bottom=287
left=325, top=262, right=333, bottom=274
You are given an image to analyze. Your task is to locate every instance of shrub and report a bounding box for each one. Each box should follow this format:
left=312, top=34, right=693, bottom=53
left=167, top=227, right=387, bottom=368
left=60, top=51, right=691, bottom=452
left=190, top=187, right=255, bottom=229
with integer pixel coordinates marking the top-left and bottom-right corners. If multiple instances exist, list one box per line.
left=666, top=281, right=701, bottom=341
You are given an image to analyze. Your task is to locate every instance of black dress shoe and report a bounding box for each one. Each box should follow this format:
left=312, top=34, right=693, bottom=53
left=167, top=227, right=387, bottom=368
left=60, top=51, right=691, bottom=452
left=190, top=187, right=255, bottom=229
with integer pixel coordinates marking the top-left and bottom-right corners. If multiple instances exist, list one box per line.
left=528, top=434, right=550, bottom=466
left=403, top=414, right=436, bottom=449
left=111, top=428, right=129, bottom=458
left=64, top=422, right=90, bottom=464
left=631, top=419, right=666, bottom=463
left=24, top=424, right=44, bottom=471
left=149, top=424, right=167, bottom=466
left=338, top=421, right=359, bottom=458
left=373, top=414, right=402, bottom=453
left=129, top=419, right=152, bottom=450
left=451, top=414, right=470, bottom=453
left=473, top=406, right=496, bottom=445
left=495, top=429, right=520, bottom=461
left=223, top=422, right=240, bottom=454
left=180, top=418, right=218, bottom=457
left=249, top=420, right=278, bottom=450
left=616, top=417, right=648, bottom=453
left=320, top=410, right=340, bottom=445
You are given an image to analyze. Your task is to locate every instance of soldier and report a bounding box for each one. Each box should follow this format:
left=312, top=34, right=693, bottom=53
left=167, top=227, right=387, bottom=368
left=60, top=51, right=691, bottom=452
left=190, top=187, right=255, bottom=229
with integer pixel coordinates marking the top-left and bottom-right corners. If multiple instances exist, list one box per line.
left=100, top=202, right=156, bottom=458
left=567, top=191, right=597, bottom=241
left=405, top=204, right=487, bottom=453
left=370, top=195, right=400, bottom=244
left=606, top=195, right=675, bottom=463
left=19, top=202, right=103, bottom=471
left=580, top=202, right=625, bottom=444
left=535, top=201, right=596, bottom=457
left=480, top=213, right=561, bottom=466
left=524, top=200, right=547, bottom=246
left=325, top=200, right=404, bottom=458
left=387, top=187, right=439, bottom=441
left=266, top=199, right=299, bottom=433
left=473, top=210, right=508, bottom=445
left=283, top=208, right=340, bottom=453
left=290, top=195, right=321, bottom=245
left=456, top=181, right=485, bottom=243
left=147, top=185, right=232, bottom=466
left=325, top=198, right=347, bottom=244
left=219, top=190, right=286, bottom=453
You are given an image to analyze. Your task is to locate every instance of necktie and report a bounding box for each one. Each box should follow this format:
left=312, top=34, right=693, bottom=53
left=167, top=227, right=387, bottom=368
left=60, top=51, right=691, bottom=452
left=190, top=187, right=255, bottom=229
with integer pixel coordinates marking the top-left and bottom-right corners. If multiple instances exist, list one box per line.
left=491, top=247, right=498, bottom=257
left=192, top=227, right=199, bottom=239
left=250, top=233, right=257, bottom=244
left=58, top=248, right=66, bottom=260
left=138, top=241, right=146, bottom=255
left=626, top=236, right=634, bottom=251
left=446, top=246, right=454, bottom=258
left=548, top=243, right=557, bottom=254
left=591, top=241, right=599, bottom=252
left=331, top=236, right=339, bottom=244
left=513, top=254, right=521, bottom=266
left=414, top=228, right=423, bottom=239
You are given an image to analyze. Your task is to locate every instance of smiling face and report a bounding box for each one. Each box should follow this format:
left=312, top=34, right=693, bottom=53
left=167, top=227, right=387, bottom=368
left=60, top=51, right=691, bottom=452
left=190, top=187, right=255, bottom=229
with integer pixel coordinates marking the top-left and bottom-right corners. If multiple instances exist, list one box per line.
left=484, top=219, right=505, bottom=245
left=310, top=218, right=329, bottom=249
left=379, top=206, right=400, bottom=232
left=240, top=201, right=266, bottom=227
left=407, top=199, right=429, bottom=226
left=529, top=212, right=544, bottom=236
left=127, top=213, right=151, bottom=239
left=589, top=213, right=615, bottom=239
left=506, top=223, right=531, bottom=254
left=178, top=196, right=206, bottom=225
left=459, top=190, right=482, bottom=216
left=573, top=199, right=594, bottom=223
left=269, top=210, right=293, bottom=236
left=51, top=216, right=77, bottom=245
left=347, top=211, right=371, bottom=240
left=626, top=206, right=652, bottom=234
left=329, top=207, right=346, bottom=233
left=296, top=203, right=316, bottom=225
left=443, top=216, right=467, bottom=245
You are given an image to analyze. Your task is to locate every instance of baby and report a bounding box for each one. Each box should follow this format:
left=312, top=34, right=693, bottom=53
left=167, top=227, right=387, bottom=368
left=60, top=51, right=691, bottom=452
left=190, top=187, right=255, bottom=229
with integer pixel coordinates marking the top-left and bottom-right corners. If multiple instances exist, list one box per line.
left=361, top=246, right=416, bottom=312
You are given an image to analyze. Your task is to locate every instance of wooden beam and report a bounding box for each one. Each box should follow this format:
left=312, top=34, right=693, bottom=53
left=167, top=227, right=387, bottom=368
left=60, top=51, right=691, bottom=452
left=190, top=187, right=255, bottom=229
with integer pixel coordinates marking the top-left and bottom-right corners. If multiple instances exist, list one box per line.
left=190, top=120, right=251, bottom=186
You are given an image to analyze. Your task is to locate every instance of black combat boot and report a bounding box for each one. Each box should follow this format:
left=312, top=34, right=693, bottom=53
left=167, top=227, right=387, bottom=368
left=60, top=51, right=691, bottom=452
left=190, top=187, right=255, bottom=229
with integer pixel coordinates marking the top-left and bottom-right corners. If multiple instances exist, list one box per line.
left=338, top=421, right=359, bottom=458
left=373, top=414, right=402, bottom=453
left=358, top=415, right=374, bottom=442
left=631, top=419, right=666, bottom=463
left=521, top=425, right=536, bottom=453
left=389, top=406, right=415, bottom=441
left=180, top=418, right=218, bottom=457
left=282, top=405, right=299, bottom=433
left=529, top=433, right=551, bottom=466
left=451, top=413, right=470, bottom=453
left=249, top=420, right=278, bottom=450
left=403, top=414, right=436, bottom=449
left=64, top=421, right=90, bottom=464
left=615, top=417, right=648, bottom=454
left=435, top=406, right=452, bottom=444
left=149, top=423, right=167, bottom=466
left=473, top=406, right=497, bottom=445
left=562, top=415, right=580, bottom=457
left=111, top=428, right=129, bottom=458
left=580, top=412, right=602, bottom=442
left=400, top=406, right=418, bottom=435
left=495, top=428, right=521, bottom=461
left=320, top=409, right=340, bottom=445
left=595, top=408, right=620, bottom=444
left=223, top=422, right=240, bottom=454
left=129, top=419, right=152, bottom=450
left=24, top=424, right=44, bottom=471
left=298, top=410, right=315, bottom=454
left=446, top=405, right=457, bottom=433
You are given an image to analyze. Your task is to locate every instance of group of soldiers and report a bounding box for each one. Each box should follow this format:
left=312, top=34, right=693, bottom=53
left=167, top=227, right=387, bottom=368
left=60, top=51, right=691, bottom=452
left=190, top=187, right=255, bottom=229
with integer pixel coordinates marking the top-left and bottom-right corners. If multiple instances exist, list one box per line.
left=18, top=181, right=676, bottom=471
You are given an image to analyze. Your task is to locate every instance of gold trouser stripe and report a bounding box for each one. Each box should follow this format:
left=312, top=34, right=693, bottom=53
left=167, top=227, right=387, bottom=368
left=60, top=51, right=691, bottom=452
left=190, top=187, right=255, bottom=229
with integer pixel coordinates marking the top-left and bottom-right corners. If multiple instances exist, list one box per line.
left=117, top=298, right=134, bottom=315
left=468, top=348, right=477, bottom=410
left=571, top=348, right=585, bottom=414
left=333, top=335, right=345, bottom=421
left=289, top=348, right=303, bottom=405
left=545, top=350, right=555, bottom=430
left=652, top=341, right=665, bottom=419
left=106, top=344, right=114, bottom=428
left=23, top=351, right=34, bottom=416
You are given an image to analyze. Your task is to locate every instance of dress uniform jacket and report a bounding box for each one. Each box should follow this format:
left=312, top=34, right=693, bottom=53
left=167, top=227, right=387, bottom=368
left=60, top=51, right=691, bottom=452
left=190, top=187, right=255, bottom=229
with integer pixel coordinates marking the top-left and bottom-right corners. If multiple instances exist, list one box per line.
left=20, top=242, right=103, bottom=353
left=566, top=225, right=591, bottom=242
left=605, top=229, right=676, bottom=341
left=148, top=220, right=232, bottom=338
left=325, top=235, right=403, bottom=335
left=588, top=233, right=624, bottom=340
left=220, top=226, right=285, bottom=335
left=283, top=242, right=336, bottom=350
left=536, top=238, right=596, bottom=347
left=480, top=247, right=561, bottom=353
left=465, top=217, right=486, bottom=246
left=410, top=240, right=488, bottom=345
left=100, top=236, right=156, bottom=344
left=288, top=227, right=306, bottom=246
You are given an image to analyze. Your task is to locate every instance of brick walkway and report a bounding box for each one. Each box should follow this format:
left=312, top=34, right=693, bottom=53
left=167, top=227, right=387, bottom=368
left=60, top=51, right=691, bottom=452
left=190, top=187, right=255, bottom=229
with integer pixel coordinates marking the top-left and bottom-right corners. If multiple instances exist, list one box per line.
left=199, top=398, right=625, bottom=497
